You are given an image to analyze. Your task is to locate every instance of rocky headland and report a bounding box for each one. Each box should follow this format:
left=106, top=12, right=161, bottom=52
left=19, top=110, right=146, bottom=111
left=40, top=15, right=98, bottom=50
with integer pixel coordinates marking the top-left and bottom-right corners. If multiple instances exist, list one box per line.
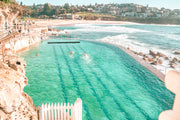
left=0, top=57, right=38, bottom=120
left=0, top=2, right=48, bottom=120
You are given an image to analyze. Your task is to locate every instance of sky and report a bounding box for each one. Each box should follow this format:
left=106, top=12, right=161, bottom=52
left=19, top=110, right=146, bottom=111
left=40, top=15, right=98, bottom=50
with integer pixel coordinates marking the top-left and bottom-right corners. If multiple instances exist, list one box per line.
left=16, top=0, right=180, bottom=9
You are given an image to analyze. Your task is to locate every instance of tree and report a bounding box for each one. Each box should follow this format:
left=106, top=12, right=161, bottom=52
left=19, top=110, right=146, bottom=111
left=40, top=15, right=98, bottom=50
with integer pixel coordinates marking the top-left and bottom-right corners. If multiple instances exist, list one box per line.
left=60, top=8, right=66, bottom=14
left=64, top=3, right=70, bottom=11
left=43, top=3, right=51, bottom=16
left=0, top=0, right=11, bottom=3
left=33, top=3, right=36, bottom=9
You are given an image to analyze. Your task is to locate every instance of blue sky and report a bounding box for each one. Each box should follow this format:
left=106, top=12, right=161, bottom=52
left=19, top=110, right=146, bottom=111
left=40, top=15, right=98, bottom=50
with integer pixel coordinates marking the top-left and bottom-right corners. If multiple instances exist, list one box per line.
left=16, top=0, right=180, bottom=9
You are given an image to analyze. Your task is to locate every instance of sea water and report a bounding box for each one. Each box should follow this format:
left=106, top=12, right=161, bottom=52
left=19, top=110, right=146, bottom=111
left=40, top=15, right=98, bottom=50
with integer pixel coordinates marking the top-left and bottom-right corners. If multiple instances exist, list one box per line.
left=60, top=24, right=180, bottom=72
left=19, top=24, right=176, bottom=120
left=63, top=24, right=180, bottom=57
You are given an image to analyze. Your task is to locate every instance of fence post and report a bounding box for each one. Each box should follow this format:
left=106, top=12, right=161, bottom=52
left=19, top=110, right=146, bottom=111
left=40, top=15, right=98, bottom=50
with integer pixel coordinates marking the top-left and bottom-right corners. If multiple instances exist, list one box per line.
left=71, top=104, right=74, bottom=120
left=48, top=103, right=51, bottom=120
left=64, top=103, right=66, bottom=120
left=67, top=103, right=70, bottom=120
left=55, top=103, right=57, bottom=120
left=58, top=103, right=60, bottom=119
left=74, top=98, right=82, bottom=120
left=45, top=104, right=47, bottom=120
left=42, top=104, right=44, bottom=120
left=61, top=103, right=63, bottom=120
left=51, top=103, right=54, bottom=120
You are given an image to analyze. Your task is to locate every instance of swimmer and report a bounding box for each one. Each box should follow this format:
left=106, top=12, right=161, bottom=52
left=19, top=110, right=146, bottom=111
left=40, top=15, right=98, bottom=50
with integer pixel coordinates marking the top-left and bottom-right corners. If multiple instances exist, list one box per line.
left=36, top=53, right=39, bottom=56
left=69, top=51, right=74, bottom=55
left=83, top=53, right=87, bottom=56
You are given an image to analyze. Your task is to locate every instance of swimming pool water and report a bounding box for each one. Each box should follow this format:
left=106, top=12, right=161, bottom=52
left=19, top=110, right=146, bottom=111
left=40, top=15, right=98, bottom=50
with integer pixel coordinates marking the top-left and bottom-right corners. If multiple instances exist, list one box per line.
left=20, top=38, right=174, bottom=120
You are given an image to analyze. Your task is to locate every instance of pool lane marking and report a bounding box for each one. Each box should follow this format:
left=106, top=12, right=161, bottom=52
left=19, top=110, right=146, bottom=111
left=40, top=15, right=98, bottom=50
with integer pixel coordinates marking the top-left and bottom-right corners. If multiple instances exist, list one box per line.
left=59, top=46, right=93, bottom=120
left=95, top=42, right=172, bottom=107
left=104, top=43, right=172, bottom=110
left=78, top=46, right=153, bottom=119
left=65, top=46, right=114, bottom=120
left=53, top=46, right=68, bottom=103
left=72, top=46, right=133, bottom=120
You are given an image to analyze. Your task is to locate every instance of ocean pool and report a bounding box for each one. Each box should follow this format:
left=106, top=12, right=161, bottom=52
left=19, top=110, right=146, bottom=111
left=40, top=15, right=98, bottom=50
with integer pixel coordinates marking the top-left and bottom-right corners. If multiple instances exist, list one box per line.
left=20, top=38, right=174, bottom=120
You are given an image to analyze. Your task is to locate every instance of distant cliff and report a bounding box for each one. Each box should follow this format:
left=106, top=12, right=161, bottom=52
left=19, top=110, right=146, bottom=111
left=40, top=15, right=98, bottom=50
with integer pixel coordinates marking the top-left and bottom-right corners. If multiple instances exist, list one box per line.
left=115, top=16, right=180, bottom=25
left=0, top=2, right=22, bottom=26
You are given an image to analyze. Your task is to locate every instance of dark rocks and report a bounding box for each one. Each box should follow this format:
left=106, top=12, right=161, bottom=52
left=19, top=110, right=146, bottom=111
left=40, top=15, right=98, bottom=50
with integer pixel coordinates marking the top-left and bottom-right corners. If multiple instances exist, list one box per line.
left=174, top=51, right=180, bottom=55
left=149, top=50, right=157, bottom=58
left=172, top=57, right=178, bottom=63
left=149, top=50, right=169, bottom=59
left=169, top=57, right=180, bottom=68
left=135, top=49, right=179, bottom=69
left=138, top=52, right=144, bottom=56
left=151, top=61, right=158, bottom=65
left=157, top=52, right=167, bottom=58
left=164, top=56, right=169, bottom=60
left=170, top=63, right=177, bottom=68
left=133, top=51, right=138, bottom=55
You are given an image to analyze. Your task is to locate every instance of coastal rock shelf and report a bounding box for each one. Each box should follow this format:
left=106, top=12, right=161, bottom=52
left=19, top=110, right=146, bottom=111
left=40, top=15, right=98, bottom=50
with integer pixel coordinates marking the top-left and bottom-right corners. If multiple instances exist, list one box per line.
left=0, top=59, right=38, bottom=119
left=0, top=6, right=49, bottom=118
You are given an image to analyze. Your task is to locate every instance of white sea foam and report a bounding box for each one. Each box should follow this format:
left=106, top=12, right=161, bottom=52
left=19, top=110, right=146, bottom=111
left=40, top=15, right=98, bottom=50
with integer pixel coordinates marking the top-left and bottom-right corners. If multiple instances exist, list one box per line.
left=100, top=34, right=180, bottom=73
left=100, top=34, right=150, bottom=54
left=152, top=32, right=180, bottom=41
left=66, top=24, right=149, bottom=33
left=65, top=24, right=180, bottom=72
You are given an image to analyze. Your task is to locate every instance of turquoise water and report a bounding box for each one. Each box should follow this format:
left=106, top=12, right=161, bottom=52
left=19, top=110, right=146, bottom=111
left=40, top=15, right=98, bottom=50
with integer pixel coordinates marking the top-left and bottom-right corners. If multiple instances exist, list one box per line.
left=60, top=24, right=180, bottom=59
left=20, top=24, right=175, bottom=120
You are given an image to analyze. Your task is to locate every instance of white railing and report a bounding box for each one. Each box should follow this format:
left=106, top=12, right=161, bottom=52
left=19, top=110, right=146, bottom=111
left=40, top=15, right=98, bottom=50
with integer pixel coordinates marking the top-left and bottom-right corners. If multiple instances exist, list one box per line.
left=39, top=98, right=82, bottom=120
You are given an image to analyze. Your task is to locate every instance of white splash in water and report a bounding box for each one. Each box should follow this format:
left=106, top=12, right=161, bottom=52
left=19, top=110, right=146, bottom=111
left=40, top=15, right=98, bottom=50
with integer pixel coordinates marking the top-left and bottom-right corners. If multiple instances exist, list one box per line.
left=81, top=53, right=92, bottom=64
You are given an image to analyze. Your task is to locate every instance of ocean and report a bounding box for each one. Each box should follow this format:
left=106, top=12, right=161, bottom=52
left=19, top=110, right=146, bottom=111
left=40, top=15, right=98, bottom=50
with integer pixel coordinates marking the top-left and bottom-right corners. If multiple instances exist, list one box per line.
left=58, top=23, right=180, bottom=73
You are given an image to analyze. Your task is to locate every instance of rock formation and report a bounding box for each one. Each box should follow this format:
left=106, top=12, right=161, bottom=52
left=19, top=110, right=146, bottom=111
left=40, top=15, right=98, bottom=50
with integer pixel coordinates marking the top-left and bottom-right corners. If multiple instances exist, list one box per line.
left=0, top=2, right=22, bottom=26
left=159, top=71, right=180, bottom=120
left=174, top=51, right=180, bottom=55
left=0, top=57, right=38, bottom=120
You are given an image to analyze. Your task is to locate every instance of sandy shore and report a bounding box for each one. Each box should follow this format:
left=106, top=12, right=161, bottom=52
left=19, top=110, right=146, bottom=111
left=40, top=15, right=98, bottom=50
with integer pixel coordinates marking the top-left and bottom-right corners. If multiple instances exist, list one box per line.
left=35, top=19, right=137, bottom=27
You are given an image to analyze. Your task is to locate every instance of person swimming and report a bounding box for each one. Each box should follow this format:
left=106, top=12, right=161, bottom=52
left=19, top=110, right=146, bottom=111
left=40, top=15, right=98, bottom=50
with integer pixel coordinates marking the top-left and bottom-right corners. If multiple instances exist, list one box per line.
left=83, top=53, right=87, bottom=56
left=36, top=53, right=39, bottom=56
left=70, top=51, right=74, bottom=55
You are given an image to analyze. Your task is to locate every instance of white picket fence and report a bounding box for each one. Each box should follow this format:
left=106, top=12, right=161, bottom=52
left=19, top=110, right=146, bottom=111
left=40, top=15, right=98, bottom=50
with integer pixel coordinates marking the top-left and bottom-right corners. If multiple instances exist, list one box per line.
left=39, top=98, right=82, bottom=120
